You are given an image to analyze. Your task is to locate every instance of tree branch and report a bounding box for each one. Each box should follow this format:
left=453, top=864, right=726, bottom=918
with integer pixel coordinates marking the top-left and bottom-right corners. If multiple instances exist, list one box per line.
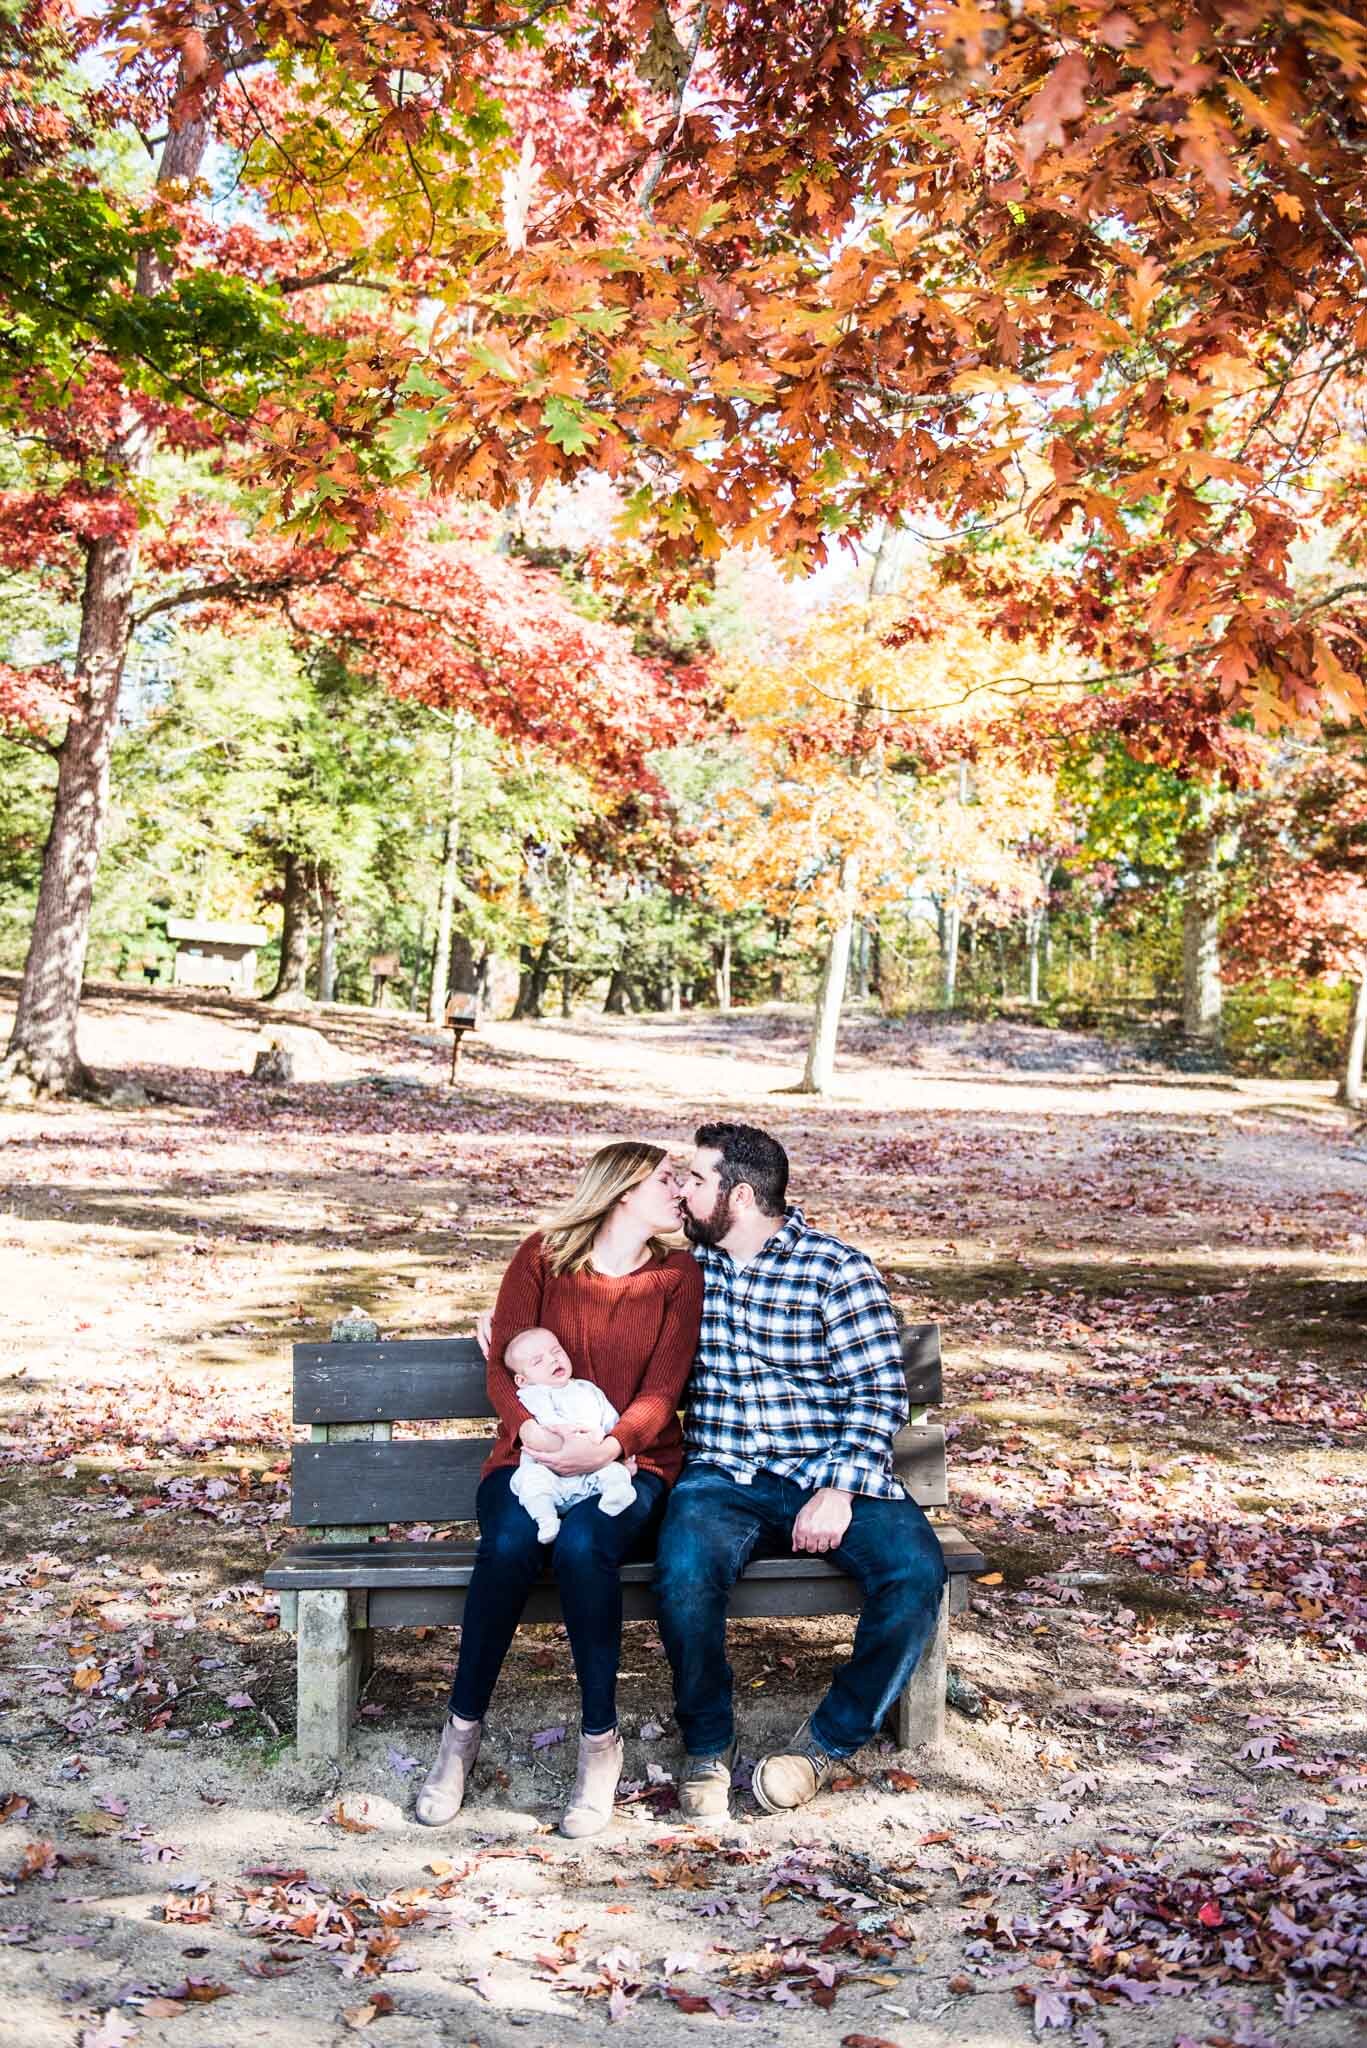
left=638, top=6, right=709, bottom=216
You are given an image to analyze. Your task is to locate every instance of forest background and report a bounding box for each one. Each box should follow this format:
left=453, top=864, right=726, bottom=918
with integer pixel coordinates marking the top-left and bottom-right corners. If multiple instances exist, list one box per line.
left=2, top=0, right=1367, bottom=1103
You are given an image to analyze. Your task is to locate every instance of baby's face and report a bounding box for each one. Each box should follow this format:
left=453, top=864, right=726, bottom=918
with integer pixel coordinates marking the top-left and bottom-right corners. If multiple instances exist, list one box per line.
left=509, top=1330, right=573, bottom=1387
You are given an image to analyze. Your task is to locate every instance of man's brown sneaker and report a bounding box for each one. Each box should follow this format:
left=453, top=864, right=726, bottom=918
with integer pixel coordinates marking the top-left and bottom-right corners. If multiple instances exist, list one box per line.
left=679, top=1742, right=737, bottom=1820
left=752, top=1722, right=838, bottom=1813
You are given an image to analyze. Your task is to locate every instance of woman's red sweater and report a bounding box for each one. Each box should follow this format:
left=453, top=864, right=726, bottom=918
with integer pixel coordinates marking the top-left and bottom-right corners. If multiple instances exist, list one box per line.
left=483, top=1234, right=703, bottom=1485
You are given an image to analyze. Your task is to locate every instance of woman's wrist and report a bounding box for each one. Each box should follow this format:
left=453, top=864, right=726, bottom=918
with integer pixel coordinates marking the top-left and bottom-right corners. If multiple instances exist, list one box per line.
left=602, top=1435, right=624, bottom=1464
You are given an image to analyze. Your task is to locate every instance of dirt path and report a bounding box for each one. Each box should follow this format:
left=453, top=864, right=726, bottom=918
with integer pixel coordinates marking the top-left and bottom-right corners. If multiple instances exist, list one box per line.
left=1, top=985, right=1364, bottom=2048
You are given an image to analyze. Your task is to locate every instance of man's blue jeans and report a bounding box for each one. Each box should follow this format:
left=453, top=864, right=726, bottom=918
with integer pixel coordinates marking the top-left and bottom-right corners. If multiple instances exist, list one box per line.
left=449, top=1464, right=666, bottom=1735
left=654, top=1462, right=947, bottom=1758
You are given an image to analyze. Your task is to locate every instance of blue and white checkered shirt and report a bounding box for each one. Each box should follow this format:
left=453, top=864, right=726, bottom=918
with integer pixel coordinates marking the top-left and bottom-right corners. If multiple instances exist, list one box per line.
left=684, top=1208, right=908, bottom=1500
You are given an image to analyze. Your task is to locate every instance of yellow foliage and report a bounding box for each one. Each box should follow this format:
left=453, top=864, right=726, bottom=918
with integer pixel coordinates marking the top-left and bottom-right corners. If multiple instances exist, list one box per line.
left=695, top=581, right=1073, bottom=930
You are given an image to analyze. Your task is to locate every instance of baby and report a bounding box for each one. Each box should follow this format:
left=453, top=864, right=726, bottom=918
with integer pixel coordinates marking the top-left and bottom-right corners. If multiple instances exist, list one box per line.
left=504, top=1327, right=636, bottom=1543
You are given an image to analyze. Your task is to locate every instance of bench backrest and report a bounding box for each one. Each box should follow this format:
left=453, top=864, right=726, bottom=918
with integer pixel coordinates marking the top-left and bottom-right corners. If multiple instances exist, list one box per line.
left=290, top=1323, right=947, bottom=1530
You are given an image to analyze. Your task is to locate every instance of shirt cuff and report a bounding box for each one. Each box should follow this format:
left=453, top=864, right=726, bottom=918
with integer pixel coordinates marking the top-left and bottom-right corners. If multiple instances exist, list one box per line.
left=802, top=1455, right=874, bottom=1498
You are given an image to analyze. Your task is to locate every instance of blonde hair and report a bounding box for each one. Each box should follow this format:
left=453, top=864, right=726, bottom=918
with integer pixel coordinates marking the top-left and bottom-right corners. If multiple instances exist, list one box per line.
left=542, top=1142, right=670, bottom=1277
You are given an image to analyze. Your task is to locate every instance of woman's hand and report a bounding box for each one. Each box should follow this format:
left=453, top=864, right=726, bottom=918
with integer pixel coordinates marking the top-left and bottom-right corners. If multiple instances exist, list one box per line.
left=518, top=1419, right=564, bottom=1454
left=528, top=1431, right=624, bottom=1478
left=474, top=1307, right=494, bottom=1359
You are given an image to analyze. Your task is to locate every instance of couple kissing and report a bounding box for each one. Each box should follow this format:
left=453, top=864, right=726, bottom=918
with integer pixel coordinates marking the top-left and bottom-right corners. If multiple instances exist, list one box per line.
left=415, top=1122, right=945, bottom=1836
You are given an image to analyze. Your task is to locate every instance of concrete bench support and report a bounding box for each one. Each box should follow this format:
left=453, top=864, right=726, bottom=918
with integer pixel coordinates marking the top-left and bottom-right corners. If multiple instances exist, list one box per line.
left=886, top=1584, right=949, bottom=1751
left=296, top=1589, right=371, bottom=1760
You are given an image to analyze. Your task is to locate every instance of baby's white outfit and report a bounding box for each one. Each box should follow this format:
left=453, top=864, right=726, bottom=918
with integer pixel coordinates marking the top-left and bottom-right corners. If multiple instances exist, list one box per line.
left=510, top=1378, right=636, bottom=1542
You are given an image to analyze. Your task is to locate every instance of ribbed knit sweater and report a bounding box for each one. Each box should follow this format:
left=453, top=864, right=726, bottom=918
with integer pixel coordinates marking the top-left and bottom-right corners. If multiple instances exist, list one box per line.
left=484, top=1233, right=703, bottom=1485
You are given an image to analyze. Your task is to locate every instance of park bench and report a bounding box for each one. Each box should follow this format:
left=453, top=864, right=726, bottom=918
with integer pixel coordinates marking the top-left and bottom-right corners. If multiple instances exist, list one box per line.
left=264, top=1323, right=986, bottom=1762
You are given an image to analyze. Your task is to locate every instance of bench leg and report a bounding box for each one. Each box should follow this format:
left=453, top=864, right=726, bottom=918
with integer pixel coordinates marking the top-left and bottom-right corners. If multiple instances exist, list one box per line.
left=296, top=1591, right=369, bottom=1760
left=887, top=1584, right=949, bottom=1751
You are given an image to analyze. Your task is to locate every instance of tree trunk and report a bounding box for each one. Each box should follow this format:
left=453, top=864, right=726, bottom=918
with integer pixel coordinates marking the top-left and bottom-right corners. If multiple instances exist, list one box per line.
left=848, top=921, right=869, bottom=1000
left=426, top=726, right=464, bottom=1025
left=560, top=860, right=576, bottom=1019
left=315, top=871, right=339, bottom=1003
left=1026, top=907, right=1043, bottom=1006
left=1340, top=973, right=1367, bottom=1110
left=513, top=940, right=551, bottom=1019
left=870, top=924, right=883, bottom=1001
left=942, top=900, right=962, bottom=1008
left=1, top=535, right=139, bottom=1096
left=1181, top=830, right=1223, bottom=1042
left=604, top=966, right=634, bottom=1014
left=268, top=852, right=313, bottom=1005
left=0, top=91, right=212, bottom=1100
left=799, top=906, right=856, bottom=1095
left=713, top=923, right=732, bottom=1010
left=448, top=931, right=479, bottom=1000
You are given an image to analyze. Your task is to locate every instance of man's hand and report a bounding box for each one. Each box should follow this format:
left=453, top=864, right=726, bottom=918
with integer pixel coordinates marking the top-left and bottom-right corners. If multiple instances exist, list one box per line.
left=518, top=1419, right=564, bottom=1455
left=474, top=1307, right=494, bottom=1359
left=792, top=1487, right=853, bottom=1555
left=531, top=1431, right=624, bottom=1478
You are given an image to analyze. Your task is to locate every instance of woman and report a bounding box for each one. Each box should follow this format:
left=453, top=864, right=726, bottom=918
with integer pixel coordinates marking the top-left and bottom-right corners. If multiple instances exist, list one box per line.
left=415, top=1141, right=702, bottom=1837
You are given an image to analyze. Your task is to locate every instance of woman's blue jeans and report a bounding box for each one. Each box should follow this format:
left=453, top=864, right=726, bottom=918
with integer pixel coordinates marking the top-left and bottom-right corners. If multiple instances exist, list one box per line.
left=448, top=1464, right=667, bottom=1735
left=654, top=1462, right=947, bottom=1758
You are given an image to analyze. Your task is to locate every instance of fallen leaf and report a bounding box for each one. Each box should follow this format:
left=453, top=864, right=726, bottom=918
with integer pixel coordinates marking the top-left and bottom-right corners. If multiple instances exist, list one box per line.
left=342, top=1991, right=395, bottom=2029
left=71, top=1809, right=124, bottom=1837
left=16, top=1839, right=57, bottom=1882
left=167, top=1978, right=232, bottom=2002
left=330, top=1801, right=377, bottom=1834
left=79, top=2015, right=140, bottom=2048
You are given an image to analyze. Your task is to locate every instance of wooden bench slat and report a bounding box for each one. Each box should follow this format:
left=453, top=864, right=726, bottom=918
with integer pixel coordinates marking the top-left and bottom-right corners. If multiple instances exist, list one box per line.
left=369, top=1579, right=865, bottom=1627
left=293, top=1323, right=943, bottom=1424
left=291, top=1425, right=950, bottom=1527
left=272, top=1534, right=988, bottom=1626
left=266, top=1528, right=986, bottom=1592
left=293, top=1339, right=489, bottom=1423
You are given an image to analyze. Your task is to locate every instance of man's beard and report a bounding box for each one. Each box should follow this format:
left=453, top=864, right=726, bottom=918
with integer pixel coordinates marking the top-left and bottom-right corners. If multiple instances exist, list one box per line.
left=683, top=1187, right=732, bottom=1247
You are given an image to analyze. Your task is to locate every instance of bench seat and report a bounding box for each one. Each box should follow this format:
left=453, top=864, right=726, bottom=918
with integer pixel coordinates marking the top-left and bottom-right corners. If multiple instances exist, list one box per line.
left=266, top=1528, right=987, bottom=1624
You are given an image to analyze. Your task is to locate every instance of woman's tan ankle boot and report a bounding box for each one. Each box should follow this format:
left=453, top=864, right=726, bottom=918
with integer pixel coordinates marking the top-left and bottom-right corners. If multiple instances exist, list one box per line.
left=414, top=1715, right=481, bottom=1826
left=559, top=1727, right=624, bottom=1838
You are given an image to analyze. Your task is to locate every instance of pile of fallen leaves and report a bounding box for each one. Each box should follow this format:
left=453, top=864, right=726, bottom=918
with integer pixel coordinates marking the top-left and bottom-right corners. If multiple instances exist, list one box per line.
left=964, top=1841, right=1367, bottom=2033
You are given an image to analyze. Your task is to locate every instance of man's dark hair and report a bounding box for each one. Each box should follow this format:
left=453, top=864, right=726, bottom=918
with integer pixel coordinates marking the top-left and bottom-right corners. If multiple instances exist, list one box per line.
left=695, top=1122, right=789, bottom=1217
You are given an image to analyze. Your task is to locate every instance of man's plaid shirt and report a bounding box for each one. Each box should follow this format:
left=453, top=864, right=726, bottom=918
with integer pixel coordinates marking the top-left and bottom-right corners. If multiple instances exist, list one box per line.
left=684, top=1208, right=908, bottom=1500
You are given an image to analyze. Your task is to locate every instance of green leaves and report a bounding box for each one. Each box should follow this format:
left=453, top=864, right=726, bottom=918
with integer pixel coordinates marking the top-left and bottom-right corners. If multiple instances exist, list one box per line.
left=0, top=179, right=336, bottom=421
left=540, top=397, right=600, bottom=455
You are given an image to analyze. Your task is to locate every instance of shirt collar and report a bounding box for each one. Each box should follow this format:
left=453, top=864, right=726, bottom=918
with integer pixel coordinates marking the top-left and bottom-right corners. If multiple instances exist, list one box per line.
left=768, top=1205, right=807, bottom=1256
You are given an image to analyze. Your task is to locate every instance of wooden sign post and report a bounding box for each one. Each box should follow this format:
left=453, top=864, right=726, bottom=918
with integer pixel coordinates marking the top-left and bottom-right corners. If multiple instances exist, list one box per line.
left=445, top=993, right=478, bottom=1081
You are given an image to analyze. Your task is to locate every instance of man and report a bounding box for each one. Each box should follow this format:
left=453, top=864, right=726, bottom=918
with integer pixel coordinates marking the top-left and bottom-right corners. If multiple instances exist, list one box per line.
left=656, top=1120, right=946, bottom=1818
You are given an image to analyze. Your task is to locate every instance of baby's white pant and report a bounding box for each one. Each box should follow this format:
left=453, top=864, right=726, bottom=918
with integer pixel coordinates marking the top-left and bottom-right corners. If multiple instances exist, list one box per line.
left=510, top=1456, right=636, bottom=1540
